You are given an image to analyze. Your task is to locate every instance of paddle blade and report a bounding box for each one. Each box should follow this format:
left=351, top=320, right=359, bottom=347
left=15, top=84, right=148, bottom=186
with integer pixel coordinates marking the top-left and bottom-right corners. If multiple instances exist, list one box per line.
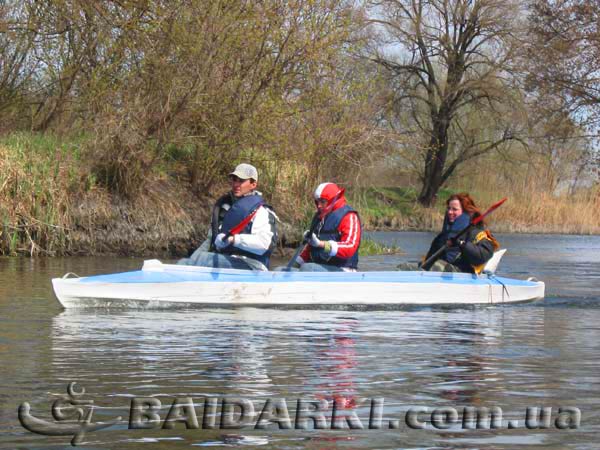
left=229, top=207, right=260, bottom=236
left=472, top=197, right=507, bottom=225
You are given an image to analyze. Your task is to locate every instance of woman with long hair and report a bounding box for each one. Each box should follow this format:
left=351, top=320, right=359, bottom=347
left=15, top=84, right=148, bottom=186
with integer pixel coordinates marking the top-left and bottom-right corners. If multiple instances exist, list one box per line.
left=423, top=193, right=499, bottom=273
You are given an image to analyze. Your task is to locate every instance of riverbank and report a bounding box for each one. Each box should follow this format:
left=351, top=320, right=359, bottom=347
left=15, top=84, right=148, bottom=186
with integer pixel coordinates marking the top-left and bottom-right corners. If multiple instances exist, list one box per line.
left=1, top=133, right=598, bottom=257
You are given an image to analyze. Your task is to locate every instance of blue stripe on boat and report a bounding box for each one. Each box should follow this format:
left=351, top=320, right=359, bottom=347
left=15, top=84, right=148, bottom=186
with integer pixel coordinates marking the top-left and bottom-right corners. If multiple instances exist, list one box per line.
left=78, top=269, right=537, bottom=286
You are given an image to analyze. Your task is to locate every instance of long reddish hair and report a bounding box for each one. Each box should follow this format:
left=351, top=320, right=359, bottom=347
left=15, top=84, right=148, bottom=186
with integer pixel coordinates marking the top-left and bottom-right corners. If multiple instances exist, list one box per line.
left=447, top=193, right=483, bottom=223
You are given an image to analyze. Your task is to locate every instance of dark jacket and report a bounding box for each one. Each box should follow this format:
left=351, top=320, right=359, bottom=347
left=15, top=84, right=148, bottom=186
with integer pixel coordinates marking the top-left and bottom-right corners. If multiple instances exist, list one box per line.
left=426, top=214, right=495, bottom=274
left=308, top=204, right=360, bottom=269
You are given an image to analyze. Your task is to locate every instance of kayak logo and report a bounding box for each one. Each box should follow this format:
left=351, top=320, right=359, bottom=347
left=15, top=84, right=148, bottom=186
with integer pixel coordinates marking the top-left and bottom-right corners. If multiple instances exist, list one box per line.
left=18, top=383, right=121, bottom=446
left=18, top=383, right=581, bottom=446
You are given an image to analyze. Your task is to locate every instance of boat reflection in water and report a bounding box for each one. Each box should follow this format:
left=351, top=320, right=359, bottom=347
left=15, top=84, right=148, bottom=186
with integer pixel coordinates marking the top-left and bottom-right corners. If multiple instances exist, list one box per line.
left=49, top=308, right=368, bottom=445
left=47, top=304, right=560, bottom=447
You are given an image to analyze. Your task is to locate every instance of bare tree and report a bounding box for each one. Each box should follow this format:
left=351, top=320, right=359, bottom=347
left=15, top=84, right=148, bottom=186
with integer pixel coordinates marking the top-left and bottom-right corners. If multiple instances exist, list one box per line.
left=527, top=0, right=600, bottom=128
left=0, top=1, right=37, bottom=124
left=369, top=0, right=523, bottom=205
left=522, top=0, right=600, bottom=190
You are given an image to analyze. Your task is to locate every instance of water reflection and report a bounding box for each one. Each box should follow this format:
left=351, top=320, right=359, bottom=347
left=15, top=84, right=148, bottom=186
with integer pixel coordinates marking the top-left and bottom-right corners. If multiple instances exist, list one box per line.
left=47, top=306, right=568, bottom=446
left=313, top=319, right=358, bottom=419
left=3, top=233, right=600, bottom=448
left=51, top=308, right=355, bottom=396
left=425, top=319, right=490, bottom=405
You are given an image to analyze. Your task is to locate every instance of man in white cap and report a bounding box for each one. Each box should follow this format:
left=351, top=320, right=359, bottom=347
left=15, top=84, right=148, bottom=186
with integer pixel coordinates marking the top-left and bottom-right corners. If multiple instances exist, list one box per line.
left=179, top=163, right=277, bottom=270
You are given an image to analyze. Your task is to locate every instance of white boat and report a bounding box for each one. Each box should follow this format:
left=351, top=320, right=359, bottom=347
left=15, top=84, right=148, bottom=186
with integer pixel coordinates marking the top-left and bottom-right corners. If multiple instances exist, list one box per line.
left=51, top=258, right=545, bottom=308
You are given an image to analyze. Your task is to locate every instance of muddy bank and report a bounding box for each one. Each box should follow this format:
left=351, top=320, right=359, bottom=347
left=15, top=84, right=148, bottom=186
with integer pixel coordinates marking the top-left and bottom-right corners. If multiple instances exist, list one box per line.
left=64, top=183, right=309, bottom=258
left=65, top=182, right=208, bottom=257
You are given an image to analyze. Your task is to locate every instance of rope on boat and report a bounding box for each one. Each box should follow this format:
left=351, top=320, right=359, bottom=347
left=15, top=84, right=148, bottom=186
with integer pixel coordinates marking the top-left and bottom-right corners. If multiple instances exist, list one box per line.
left=487, top=273, right=509, bottom=304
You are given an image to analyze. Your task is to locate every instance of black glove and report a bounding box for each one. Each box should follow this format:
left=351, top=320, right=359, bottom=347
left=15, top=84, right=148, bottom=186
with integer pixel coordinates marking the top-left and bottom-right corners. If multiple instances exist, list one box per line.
left=447, top=237, right=466, bottom=248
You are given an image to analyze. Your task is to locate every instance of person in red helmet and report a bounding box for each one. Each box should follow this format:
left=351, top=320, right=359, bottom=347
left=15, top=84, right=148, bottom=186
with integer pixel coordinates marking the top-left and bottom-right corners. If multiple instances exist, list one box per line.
left=294, top=182, right=362, bottom=272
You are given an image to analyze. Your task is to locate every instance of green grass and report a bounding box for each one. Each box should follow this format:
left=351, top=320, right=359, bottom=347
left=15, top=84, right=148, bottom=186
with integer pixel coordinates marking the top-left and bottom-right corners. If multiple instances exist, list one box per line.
left=5, top=131, right=544, bottom=256
left=350, top=186, right=416, bottom=219
left=359, top=237, right=402, bottom=256
left=0, top=131, right=88, bottom=160
left=0, top=132, right=91, bottom=255
left=349, top=186, right=426, bottom=229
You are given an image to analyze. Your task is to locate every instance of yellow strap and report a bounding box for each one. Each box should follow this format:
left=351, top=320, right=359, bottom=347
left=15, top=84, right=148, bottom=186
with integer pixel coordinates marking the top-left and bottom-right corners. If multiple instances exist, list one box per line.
left=473, top=262, right=485, bottom=275
left=475, top=230, right=500, bottom=251
left=472, top=230, right=500, bottom=274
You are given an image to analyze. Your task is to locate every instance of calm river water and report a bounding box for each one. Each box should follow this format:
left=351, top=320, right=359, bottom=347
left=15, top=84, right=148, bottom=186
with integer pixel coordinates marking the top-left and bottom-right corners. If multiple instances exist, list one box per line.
left=1, top=232, right=599, bottom=449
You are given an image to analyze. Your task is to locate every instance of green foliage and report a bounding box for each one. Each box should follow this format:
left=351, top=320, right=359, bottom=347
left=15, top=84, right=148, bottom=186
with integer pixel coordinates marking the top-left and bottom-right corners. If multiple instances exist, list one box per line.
left=0, top=132, right=88, bottom=255
left=359, top=238, right=402, bottom=256
left=1, top=0, right=389, bottom=200
left=5, top=1, right=597, bottom=256
left=163, top=143, right=194, bottom=163
left=351, top=187, right=416, bottom=220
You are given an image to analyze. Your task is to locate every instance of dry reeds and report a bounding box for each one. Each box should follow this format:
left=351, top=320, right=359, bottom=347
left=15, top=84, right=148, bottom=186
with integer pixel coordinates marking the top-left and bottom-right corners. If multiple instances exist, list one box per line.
left=0, top=132, right=202, bottom=257
left=450, top=167, right=600, bottom=235
left=481, top=190, right=600, bottom=235
left=0, top=133, right=78, bottom=255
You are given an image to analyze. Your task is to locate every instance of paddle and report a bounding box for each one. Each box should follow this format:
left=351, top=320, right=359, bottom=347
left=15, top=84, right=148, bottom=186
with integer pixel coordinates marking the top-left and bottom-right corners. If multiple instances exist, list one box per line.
left=226, top=207, right=260, bottom=237
left=285, top=237, right=308, bottom=270
left=216, top=204, right=262, bottom=250
left=420, top=197, right=507, bottom=271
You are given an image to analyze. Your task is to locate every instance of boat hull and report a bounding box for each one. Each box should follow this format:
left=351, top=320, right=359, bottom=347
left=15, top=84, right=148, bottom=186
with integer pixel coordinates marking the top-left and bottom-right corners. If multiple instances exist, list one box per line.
left=52, top=260, right=545, bottom=308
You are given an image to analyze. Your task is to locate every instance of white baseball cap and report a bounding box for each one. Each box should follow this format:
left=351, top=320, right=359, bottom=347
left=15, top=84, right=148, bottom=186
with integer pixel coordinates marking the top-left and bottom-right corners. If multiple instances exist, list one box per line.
left=229, top=163, right=258, bottom=181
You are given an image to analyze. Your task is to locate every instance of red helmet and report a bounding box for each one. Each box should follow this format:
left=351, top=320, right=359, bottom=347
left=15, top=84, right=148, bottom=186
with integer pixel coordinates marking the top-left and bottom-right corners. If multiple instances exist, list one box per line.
left=314, top=182, right=345, bottom=218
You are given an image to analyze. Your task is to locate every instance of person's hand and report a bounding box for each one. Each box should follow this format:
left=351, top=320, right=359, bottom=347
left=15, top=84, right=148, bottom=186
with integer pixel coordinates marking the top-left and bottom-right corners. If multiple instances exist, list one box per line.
left=302, top=230, right=311, bottom=242
left=447, top=237, right=465, bottom=248
left=294, top=255, right=305, bottom=268
left=215, top=233, right=233, bottom=250
left=308, top=232, right=324, bottom=248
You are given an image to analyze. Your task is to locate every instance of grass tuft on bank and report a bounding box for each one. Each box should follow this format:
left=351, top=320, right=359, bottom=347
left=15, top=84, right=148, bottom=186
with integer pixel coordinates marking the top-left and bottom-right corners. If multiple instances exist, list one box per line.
left=465, top=189, right=600, bottom=235
left=359, top=238, right=402, bottom=256
left=0, top=132, right=85, bottom=255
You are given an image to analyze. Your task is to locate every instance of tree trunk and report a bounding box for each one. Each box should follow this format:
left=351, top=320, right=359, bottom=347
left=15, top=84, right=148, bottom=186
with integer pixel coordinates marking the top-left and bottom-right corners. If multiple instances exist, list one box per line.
left=418, top=114, right=449, bottom=206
